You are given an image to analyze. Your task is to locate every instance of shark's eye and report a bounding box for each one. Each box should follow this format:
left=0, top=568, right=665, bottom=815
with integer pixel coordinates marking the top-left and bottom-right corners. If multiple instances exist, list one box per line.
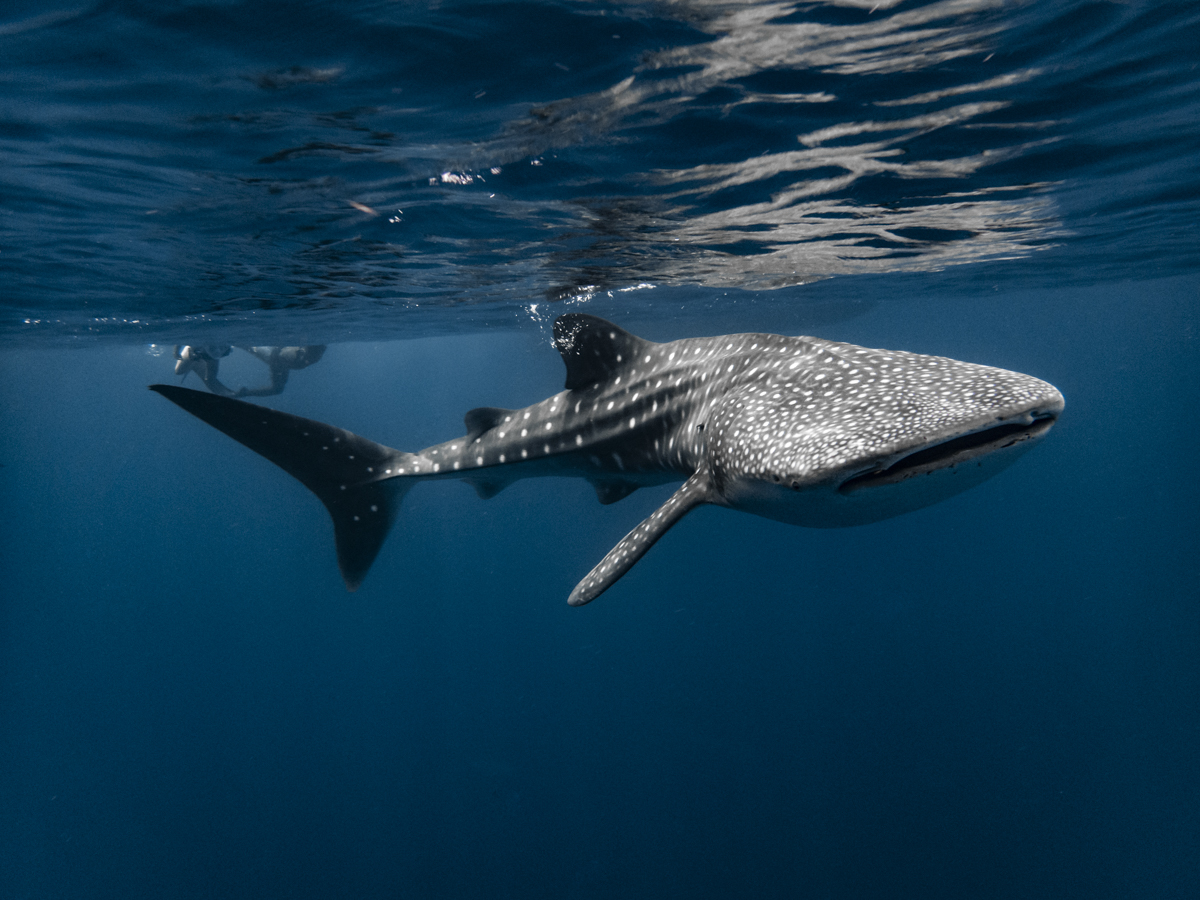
left=791, top=481, right=800, bottom=490
left=772, top=475, right=780, bottom=482
left=696, top=423, right=705, bottom=432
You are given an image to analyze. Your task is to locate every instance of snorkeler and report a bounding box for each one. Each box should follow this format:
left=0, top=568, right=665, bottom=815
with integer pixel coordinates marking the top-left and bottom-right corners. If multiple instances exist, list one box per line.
left=236, top=346, right=327, bottom=397
left=173, top=345, right=235, bottom=397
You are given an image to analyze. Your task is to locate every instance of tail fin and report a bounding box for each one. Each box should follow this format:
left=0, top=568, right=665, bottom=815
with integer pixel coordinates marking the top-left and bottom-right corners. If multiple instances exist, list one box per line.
left=150, top=384, right=410, bottom=590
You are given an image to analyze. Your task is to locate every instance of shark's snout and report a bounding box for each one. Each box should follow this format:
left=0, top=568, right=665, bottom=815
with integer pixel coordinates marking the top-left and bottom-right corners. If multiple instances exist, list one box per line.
left=719, top=367, right=1064, bottom=530
left=834, top=379, right=1064, bottom=495
left=837, top=410, right=1058, bottom=494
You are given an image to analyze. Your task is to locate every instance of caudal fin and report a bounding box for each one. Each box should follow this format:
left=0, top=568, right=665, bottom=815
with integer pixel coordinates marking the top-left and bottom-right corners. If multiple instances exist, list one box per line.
left=150, top=384, right=410, bottom=590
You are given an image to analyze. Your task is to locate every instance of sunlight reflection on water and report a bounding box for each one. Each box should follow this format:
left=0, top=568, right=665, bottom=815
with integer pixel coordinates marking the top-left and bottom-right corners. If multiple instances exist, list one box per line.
left=2, top=0, right=1196, bottom=337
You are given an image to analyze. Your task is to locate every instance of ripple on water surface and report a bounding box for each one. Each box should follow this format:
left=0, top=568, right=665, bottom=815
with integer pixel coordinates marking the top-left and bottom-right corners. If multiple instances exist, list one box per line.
left=1, top=0, right=1198, bottom=340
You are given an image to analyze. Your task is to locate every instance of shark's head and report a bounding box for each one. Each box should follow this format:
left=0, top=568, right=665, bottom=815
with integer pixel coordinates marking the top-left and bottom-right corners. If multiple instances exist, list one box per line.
left=707, top=338, right=1064, bottom=527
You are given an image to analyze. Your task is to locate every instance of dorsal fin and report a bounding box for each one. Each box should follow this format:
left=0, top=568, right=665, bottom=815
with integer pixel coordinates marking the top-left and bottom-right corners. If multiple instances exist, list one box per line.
left=552, top=314, right=650, bottom=391
left=463, top=406, right=514, bottom=442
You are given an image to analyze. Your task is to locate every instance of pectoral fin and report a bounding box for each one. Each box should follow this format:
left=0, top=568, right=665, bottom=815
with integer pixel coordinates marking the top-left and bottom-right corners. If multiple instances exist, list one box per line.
left=568, top=468, right=714, bottom=606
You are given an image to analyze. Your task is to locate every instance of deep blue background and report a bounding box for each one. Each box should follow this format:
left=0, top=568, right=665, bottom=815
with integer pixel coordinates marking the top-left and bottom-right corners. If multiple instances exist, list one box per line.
left=3, top=275, right=1197, bottom=898
left=2, top=0, right=1199, bottom=896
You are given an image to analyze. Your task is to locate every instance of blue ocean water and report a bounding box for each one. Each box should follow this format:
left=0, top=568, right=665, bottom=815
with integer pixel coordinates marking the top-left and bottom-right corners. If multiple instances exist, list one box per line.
left=1, top=2, right=1198, bottom=898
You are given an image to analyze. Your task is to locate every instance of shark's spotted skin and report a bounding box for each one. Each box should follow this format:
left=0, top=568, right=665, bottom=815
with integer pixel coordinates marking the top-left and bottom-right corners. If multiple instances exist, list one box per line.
left=152, top=314, right=1063, bottom=604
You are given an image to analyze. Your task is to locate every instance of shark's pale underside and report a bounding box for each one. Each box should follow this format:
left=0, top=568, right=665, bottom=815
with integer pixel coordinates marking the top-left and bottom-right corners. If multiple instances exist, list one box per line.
left=152, top=314, right=1064, bottom=604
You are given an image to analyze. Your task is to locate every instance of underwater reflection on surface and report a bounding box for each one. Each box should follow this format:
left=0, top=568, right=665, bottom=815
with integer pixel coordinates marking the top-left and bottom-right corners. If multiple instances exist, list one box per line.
left=6, top=0, right=1195, bottom=335
left=498, top=0, right=1064, bottom=289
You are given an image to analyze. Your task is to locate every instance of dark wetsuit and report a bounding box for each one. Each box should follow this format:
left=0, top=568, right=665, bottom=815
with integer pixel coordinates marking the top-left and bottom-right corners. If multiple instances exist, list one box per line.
left=174, top=345, right=235, bottom=396
left=236, top=346, right=327, bottom=397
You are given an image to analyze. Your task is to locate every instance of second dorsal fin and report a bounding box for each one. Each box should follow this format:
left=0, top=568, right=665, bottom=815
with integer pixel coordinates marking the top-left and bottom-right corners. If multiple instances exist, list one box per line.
left=468, top=477, right=511, bottom=500
left=552, top=314, right=650, bottom=391
left=463, top=406, right=514, bottom=442
left=593, top=480, right=639, bottom=505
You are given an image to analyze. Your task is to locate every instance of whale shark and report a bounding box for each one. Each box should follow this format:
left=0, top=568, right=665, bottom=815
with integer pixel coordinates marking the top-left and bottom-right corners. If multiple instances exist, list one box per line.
left=151, top=314, right=1063, bottom=604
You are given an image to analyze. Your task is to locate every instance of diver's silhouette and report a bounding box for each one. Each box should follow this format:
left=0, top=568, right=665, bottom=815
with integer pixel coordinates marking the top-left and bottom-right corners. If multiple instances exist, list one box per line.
left=236, top=346, right=327, bottom=397
left=174, top=345, right=235, bottom=397
left=172, top=344, right=327, bottom=397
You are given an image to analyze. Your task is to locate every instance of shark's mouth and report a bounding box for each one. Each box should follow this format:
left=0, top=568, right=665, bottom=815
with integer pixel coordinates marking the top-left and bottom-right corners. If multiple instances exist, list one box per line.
left=838, top=415, right=1057, bottom=494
